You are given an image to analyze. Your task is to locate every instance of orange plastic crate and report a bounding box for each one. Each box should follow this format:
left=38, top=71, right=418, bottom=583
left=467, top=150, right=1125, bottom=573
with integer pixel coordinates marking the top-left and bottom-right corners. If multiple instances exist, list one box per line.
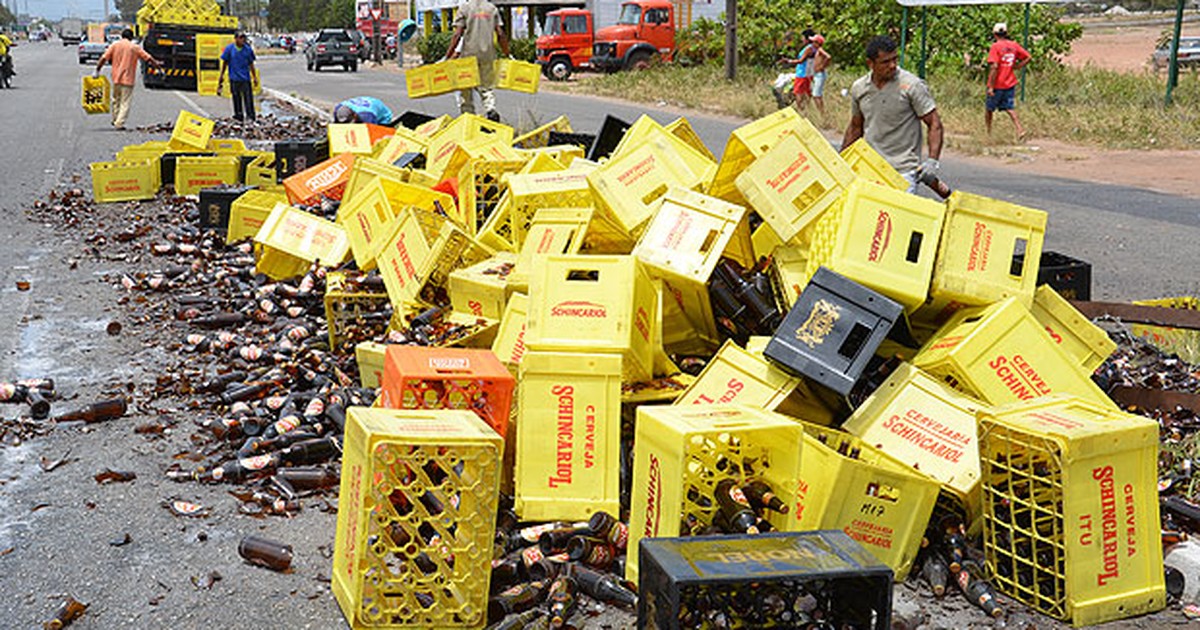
left=283, top=153, right=356, bottom=205
left=380, top=346, right=515, bottom=438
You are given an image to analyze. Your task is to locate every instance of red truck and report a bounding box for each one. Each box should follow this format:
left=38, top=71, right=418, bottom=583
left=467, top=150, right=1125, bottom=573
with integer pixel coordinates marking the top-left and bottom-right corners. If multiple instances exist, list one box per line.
left=536, top=0, right=675, bottom=81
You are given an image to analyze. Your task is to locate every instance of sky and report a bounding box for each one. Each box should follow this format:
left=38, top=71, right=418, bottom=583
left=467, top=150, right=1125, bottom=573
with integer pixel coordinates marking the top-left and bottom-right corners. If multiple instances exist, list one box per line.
left=15, top=0, right=109, bottom=21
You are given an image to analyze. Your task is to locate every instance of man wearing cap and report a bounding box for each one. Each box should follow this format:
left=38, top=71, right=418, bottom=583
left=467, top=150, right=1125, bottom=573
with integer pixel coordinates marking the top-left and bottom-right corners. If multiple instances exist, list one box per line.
left=986, top=22, right=1030, bottom=140
left=842, top=35, right=944, bottom=195
left=218, top=32, right=258, bottom=124
left=333, top=96, right=394, bottom=125
left=809, top=34, right=832, bottom=118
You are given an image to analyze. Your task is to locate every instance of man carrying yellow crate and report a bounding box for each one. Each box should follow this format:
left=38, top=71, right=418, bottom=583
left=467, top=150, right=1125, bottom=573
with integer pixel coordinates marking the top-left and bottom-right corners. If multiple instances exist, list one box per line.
left=443, top=0, right=510, bottom=122
left=95, top=29, right=164, bottom=130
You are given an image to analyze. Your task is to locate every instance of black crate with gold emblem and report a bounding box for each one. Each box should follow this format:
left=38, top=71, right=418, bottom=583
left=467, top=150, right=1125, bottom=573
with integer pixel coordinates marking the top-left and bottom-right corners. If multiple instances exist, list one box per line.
left=198, top=185, right=255, bottom=232
left=637, top=530, right=893, bottom=630
left=764, top=267, right=904, bottom=395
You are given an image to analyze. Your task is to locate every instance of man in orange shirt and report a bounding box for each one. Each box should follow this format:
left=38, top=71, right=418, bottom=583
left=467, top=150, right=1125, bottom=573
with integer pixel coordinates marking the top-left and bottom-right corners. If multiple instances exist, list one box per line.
left=95, top=29, right=163, bottom=130
left=986, top=22, right=1031, bottom=141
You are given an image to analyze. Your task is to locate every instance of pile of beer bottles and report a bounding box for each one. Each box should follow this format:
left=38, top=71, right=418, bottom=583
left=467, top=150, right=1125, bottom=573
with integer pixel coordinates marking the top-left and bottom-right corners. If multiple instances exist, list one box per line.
left=90, top=105, right=1171, bottom=628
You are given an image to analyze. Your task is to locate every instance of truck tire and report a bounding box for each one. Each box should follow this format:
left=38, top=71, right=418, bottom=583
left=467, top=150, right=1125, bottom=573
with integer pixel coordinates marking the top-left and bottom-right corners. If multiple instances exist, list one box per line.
left=627, top=50, right=655, bottom=71
left=349, top=62, right=358, bottom=72
left=546, top=57, right=572, bottom=81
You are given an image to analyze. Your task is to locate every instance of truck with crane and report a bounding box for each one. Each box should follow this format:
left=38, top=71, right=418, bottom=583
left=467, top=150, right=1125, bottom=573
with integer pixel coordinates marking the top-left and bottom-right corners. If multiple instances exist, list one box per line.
left=136, top=0, right=238, bottom=91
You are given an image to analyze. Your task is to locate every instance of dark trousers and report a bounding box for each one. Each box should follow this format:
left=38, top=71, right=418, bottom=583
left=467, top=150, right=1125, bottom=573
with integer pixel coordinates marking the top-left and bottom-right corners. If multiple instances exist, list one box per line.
left=230, top=81, right=255, bottom=121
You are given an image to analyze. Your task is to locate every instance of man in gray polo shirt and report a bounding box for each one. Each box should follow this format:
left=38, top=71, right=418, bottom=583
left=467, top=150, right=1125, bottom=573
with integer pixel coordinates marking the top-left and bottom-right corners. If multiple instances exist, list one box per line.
left=842, top=35, right=944, bottom=194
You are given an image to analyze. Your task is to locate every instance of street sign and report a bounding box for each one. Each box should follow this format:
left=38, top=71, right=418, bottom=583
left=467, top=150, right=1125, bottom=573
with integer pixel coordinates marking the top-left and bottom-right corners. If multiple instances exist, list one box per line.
left=371, top=8, right=383, bottom=20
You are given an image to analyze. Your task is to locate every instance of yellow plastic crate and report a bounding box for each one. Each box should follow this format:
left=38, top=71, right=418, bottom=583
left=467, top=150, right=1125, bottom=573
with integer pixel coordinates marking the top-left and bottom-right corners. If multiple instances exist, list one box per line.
left=355, top=341, right=387, bottom=388
left=916, top=191, right=1048, bottom=326
left=332, top=407, right=501, bottom=630
left=1029, top=285, right=1116, bottom=373
left=373, top=128, right=428, bottom=166
left=588, top=138, right=706, bottom=238
left=324, top=272, right=392, bottom=354
left=672, top=339, right=799, bottom=408
left=512, top=115, right=572, bottom=149
left=169, top=110, right=215, bottom=151
left=978, top=395, right=1165, bottom=626
left=375, top=208, right=493, bottom=311
left=525, top=254, right=659, bottom=382
left=751, top=222, right=786, bottom=261
left=507, top=208, right=593, bottom=293
left=254, top=204, right=351, bottom=280
left=422, top=57, right=479, bottom=96
left=449, top=57, right=481, bottom=89
left=913, top=297, right=1115, bottom=409
left=768, top=244, right=810, bottom=309
left=506, top=169, right=593, bottom=247
left=1130, top=296, right=1200, bottom=365
left=803, top=178, right=946, bottom=313
left=515, top=352, right=623, bottom=521
left=227, top=189, right=287, bottom=244
left=243, top=153, right=278, bottom=189
left=328, top=123, right=381, bottom=155
left=90, top=160, right=159, bottom=203
left=452, top=153, right=527, bottom=236
left=174, top=155, right=240, bottom=196
left=842, top=362, right=988, bottom=530
left=81, top=74, right=110, bottom=114
left=425, top=114, right=514, bottom=179
left=337, top=179, right=401, bottom=271
left=664, top=117, right=716, bottom=163
left=626, top=404, right=806, bottom=584
left=711, top=108, right=810, bottom=205
left=448, top=252, right=517, bottom=319
left=632, top=187, right=753, bottom=342
left=494, top=58, right=541, bottom=93
left=793, top=421, right=941, bottom=581
left=609, top=116, right=716, bottom=190
left=344, top=162, right=457, bottom=231
left=404, top=65, right=431, bottom=98
left=491, top=292, right=529, bottom=372
left=839, top=138, right=908, bottom=191
left=475, top=192, right=516, bottom=253
left=116, top=140, right=171, bottom=163
left=736, top=130, right=857, bottom=246
left=206, top=138, right=247, bottom=154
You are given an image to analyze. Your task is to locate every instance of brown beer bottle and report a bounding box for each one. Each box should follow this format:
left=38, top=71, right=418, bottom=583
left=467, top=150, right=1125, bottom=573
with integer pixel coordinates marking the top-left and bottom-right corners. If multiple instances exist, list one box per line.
left=547, top=573, right=578, bottom=630
left=742, top=479, right=788, bottom=514
left=238, top=535, right=293, bottom=572
left=714, top=478, right=760, bottom=534
left=53, top=398, right=128, bottom=424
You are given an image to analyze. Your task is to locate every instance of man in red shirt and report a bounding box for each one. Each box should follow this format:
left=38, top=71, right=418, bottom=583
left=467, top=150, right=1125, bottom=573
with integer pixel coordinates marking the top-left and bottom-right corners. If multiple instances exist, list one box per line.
left=95, top=29, right=163, bottom=130
left=986, top=22, right=1030, bottom=140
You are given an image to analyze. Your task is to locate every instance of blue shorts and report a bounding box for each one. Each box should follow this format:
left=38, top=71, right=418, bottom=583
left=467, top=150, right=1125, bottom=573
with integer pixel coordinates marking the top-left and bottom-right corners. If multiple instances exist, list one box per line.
left=811, top=72, right=827, bottom=98
left=987, top=87, right=1016, bottom=112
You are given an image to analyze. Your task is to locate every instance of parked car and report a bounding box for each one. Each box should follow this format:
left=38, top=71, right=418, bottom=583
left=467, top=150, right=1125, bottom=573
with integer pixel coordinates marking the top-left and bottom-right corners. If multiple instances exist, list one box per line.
left=1152, top=35, right=1200, bottom=70
left=349, top=30, right=370, bottom=62
left=305, top=28, right=358, bottom=71
left=78, top=40, right=108, bottom=64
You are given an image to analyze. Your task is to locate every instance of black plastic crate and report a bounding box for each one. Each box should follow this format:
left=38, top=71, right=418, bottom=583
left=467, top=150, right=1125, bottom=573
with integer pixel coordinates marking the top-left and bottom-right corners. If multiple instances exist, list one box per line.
left=392, top=151, right=426, bottom=170
left=764, top=267, right=904, bottom=396
left=396, top=111, right=435, bottom=130
left=274, top=137, right=329, bottom=181
left=547, top=130, right=597, bottom=151
left=160, top=152, right=215, bottom=187
left=638, top=531, right=892, bottom=630
left=588, top=114, right=632, bottom=161
left=198, top=185, right=255, bottom=232
left=1024, top=250, right=1092, bottom=301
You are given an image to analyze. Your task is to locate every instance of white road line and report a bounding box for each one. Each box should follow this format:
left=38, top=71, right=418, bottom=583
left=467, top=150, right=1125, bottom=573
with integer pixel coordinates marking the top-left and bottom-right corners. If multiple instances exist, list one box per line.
left=174, top=91, right=210, bottom=118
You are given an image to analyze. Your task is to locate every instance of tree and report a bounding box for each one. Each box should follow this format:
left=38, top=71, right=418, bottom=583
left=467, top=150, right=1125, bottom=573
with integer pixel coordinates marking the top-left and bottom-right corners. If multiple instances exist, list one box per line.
left=116, top=0, right=141, bottom=23
left=268, top=0, right=356, bottom=31
left=0, top=5, right=14, bottom=25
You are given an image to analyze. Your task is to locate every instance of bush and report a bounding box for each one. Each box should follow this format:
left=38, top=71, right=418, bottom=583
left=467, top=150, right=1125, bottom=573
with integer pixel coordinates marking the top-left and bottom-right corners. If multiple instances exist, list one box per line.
left=509, top=37, right=537, bottom=63
left=416, top=30, right=452, bottom=64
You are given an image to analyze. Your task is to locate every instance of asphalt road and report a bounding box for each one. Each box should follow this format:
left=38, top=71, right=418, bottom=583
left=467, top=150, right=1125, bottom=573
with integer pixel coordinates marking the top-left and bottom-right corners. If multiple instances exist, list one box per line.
left=0, top=40, right=1195, bottom=629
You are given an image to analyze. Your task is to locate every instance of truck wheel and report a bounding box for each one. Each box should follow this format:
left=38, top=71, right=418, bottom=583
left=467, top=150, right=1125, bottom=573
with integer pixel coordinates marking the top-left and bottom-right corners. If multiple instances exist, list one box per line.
left=627, top=51, right=655, bottom=71
left=349, top=62, right=358, bottom=72
left=547, top=58, right=572, bottom=81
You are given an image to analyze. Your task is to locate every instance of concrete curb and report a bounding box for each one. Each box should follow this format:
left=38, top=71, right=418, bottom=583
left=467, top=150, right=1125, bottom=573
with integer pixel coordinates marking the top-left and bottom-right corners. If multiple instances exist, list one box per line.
left=263, top=87, right=332, bottom=122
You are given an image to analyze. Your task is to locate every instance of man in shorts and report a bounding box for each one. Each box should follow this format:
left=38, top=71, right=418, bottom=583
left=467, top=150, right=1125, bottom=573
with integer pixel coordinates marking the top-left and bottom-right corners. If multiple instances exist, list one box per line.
left=809, top=34, right=831, bottom=118
left=986, top=22, right=1030, bottom=140
left=780, top=29, right=816, bottom=113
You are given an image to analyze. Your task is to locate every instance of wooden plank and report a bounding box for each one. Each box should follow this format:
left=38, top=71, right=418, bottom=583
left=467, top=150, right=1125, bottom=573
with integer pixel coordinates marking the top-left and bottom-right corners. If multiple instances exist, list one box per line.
left=1070, top=300, right=1200, bottom=330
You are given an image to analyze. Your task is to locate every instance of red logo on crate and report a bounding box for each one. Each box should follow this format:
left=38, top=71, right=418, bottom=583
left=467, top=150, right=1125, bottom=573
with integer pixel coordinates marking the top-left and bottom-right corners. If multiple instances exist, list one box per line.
left=988, top=355, right=1052, bottom=401
left=867, top=210, right=893, bottom=262
left=469, top=300, right=484, bottom=316
left=547, top=385, right=575, bottom=488
left=550, top=301, right=607, bottom=318
left=106, top=179, right=143, bottom=194
left=1092, top=465, right=1126, bottom=586
left=305, top=159, right=349, bottom=191
left=509, top=325, right=527, bottom=363
left=616, top=153, right=656, bottom=186
left=967, top=221, right=993, bottom=272
left=765, top=153, right=810, bottom=193
left=634, top=306, right=651, bottom=342
left=643, top=454, right=662, bottom=536
left=881, top=408, right=969, bottom=464
left=357, top=212, right=373, bottom=243
left=583, top=405, right=597, bottom=469
left=692, top=378, right=745, bottom=405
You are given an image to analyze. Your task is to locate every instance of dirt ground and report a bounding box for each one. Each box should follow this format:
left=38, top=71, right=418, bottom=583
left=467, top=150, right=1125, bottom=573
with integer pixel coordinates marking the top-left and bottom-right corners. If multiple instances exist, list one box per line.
left=963, top=23, right=1200, bottom=199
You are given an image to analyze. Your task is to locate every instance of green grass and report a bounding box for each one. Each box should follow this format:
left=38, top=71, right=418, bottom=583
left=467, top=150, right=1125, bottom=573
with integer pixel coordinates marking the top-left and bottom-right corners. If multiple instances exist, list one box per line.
left=549, top=63, right=1200, bottom=151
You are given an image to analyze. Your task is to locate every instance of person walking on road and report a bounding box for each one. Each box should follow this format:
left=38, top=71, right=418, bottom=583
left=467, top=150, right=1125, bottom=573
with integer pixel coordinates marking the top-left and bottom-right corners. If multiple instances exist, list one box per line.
left=841, top=35, right=944, bottom=195
left=443, top=0, right=510, bottom=121
left=333, top=96, right=394, bottom=125
left=95, top=29, right=163, bottom=130
left=217, top=32, right=259, bottom=124
left=985, top=22, right=1030, bottom=141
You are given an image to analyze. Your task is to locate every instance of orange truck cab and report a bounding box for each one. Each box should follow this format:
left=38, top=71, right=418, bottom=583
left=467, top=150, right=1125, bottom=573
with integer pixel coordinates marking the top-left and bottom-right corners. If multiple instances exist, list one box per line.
left=590, top=0, right=675, bottom=72
left=535, top=0, right=675, bottom=80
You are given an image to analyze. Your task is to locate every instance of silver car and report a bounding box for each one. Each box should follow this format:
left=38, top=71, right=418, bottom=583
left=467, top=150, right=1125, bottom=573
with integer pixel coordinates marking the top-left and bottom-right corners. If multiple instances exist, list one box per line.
left=1152, top=35, right=1200, bottom=70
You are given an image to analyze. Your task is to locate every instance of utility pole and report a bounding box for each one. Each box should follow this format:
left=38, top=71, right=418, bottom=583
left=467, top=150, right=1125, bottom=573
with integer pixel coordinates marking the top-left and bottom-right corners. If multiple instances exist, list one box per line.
left=723, top=0, right=735, bottom=80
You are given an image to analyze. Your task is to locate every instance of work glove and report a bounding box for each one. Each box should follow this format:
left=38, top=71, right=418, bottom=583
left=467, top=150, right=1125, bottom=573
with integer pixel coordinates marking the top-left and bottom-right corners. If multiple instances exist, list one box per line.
left=93, top=69, right=99, bottom=78
left=916, top=158, right=940, bottom=185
